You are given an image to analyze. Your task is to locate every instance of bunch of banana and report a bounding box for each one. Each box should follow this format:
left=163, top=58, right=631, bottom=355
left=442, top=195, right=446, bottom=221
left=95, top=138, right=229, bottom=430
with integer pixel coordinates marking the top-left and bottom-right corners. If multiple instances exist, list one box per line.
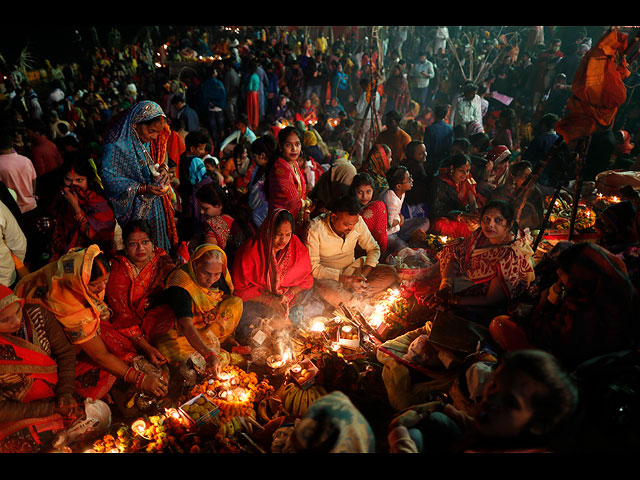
left=217, top=416, right=242, bottom=438
left=281, top=382, right=328, bottom=417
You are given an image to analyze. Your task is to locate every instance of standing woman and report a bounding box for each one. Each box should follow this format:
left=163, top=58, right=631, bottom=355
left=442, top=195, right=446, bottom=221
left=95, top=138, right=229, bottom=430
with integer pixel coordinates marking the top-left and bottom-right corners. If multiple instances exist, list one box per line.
left=246, top=61, right=261, bottom=133
left=14, top=245, right=168, bottom=400
left=101, top=101, right=176, bottom=255
left=50, top=156, right=116, bottom=261
left=265, top=126, right=312, bottom=231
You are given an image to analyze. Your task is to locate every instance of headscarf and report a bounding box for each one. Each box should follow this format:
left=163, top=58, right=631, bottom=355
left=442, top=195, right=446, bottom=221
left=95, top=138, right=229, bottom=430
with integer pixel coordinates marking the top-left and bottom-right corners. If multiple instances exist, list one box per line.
left=292, top=391, right=376, bottom=453
left=361, top=144, right=391, bottom=192
left=230, top=208, right=313, bottom=302
left=166, top=244, right=234, bottom=318
left=101, top=101, right=174, bottom=252
left=14, top=245, right=108, bottom=345
left=485, top=145, right=512, bottom=188
left=0, top=284, right=24, bottom=314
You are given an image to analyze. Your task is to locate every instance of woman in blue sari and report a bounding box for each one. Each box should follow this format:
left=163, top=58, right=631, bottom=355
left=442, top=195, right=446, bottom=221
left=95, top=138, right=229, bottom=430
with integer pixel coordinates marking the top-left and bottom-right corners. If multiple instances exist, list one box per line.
left=101, top=101, right=176, bottom=254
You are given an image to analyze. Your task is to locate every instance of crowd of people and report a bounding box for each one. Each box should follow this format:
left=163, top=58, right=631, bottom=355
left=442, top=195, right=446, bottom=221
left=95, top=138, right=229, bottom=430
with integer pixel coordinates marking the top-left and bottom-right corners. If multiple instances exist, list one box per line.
left=0, top=25, right=639, bottom=454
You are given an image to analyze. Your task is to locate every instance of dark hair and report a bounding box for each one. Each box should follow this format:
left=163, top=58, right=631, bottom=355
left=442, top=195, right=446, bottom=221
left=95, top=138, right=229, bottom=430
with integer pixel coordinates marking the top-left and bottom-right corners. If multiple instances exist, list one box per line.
left=500, top=350, right=579, bottom=435
left=349, top=172, right=376, bottom=197
left=469, top=132, right=490, bottom=152
left=196, top=181, right=226, bottom=208
left=386, top=165, right=409, bottom=191
left=540, top=113, right=559, bottom=131
left=510, top=160, right=533, bottom=178
left=444, top=153, right=471, bottom=169
left=90, top=252, right=112, bottom=281
left=481, top=199, right=518, bottom=233
left=122, top=219, right=155, bottom=246
left=404, top=140, right=425, bottom=162
left=385, top=110, right=402, bottom=125
left=329, top=194, right=362, bottom=216
left=264, top=126, right=302, bottom=198
left=61, top=155, right=103, bottom=194
left=250, top=135, right=277, bottom=157
left=170, top=95, right=185, bottom=105
left=273, top=209, right=295, bottom=230
left=434, top=105, right=449, bottom=120
left=452, top=137, right=472, bottom=155
left=185, top=130, right=210, bottom=150
left=0, top=131, right=13, bottom=150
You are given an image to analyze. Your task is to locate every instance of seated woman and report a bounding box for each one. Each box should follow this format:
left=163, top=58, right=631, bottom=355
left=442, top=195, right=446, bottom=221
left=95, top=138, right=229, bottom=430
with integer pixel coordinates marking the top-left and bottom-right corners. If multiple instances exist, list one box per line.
left=14, top=245, right=168, bottom=402
left=425, top=199, right=535, bottom=313
left=295, top=98, right=318, bottom=127
left=231, top=209, right=316, bottom=343
left=143, top=244, right=243, bottom=377
left=194, top=182, right=240, bottom=253
left=0, top=285, right=79, bottom=453
left=489, top=242, right=640, bottom=368
left=388, top=349, right=579, bottom=453
left=102, top=219, right=175, bottom=366
left=349, top=172, right=388, bottom=254
left=428, top=154, right=482, bottom=238
left=49, top=155, right=116, bottom=261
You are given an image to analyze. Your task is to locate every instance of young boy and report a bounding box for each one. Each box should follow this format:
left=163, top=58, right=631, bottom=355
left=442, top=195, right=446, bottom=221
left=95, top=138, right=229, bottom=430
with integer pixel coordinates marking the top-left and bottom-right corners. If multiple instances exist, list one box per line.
left=382, top=165, right=430, bottom=253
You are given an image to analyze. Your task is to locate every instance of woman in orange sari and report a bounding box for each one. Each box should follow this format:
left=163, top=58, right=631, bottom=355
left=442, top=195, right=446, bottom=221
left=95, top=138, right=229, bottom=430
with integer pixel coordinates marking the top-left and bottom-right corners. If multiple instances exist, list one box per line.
left=102, top=220, right=175, bottom=365
left=14, top=245, right=168, bottom=400
left=143, top=244, right=243, bottom=377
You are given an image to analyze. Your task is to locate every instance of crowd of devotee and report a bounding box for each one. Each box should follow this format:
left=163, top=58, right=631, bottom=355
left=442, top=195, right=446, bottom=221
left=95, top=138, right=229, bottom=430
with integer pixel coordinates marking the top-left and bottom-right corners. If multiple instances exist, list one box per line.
left=0, top=25, right=639, bottom=454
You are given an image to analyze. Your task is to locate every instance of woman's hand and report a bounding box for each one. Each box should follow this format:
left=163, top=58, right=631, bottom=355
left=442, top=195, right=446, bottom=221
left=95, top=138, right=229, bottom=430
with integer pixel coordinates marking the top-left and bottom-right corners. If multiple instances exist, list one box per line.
left=62, top=187, right=81, bottom=212
left=141, top=374, right=169, bottom=397
left=56, top=393, right=79, bottom=417
left=142, top=344, right=167, bottom=366
left=146, top=184, right=169, bottom=196
left=205, top=353, right=222, bottom=378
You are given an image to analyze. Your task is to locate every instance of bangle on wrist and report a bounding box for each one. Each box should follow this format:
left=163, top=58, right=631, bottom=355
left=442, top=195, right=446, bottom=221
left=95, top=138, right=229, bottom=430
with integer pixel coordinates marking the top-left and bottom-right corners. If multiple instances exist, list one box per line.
left=124, top=366, right=136, bottom=384
left=135, top=372, right=146, bottom=390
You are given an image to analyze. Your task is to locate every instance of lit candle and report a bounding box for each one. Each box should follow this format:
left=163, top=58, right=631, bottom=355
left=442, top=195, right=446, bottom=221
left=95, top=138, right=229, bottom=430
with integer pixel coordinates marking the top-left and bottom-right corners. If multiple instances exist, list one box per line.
left=290, top=363, right=302, bottom=374
left=132, top=419, right=147, bottom=437
left=331, top=342, right=340, bottom=351
left=341, top=325, right=353, bottom=334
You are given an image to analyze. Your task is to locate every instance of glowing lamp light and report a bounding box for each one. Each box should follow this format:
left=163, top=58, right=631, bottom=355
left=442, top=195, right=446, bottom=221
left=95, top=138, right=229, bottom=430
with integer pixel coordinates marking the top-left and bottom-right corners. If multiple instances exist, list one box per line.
left=440, top=236, right=450, bottom=244
left=132, top=419, right=147, bottom=437
left=311, top=319, right=325, bottom=332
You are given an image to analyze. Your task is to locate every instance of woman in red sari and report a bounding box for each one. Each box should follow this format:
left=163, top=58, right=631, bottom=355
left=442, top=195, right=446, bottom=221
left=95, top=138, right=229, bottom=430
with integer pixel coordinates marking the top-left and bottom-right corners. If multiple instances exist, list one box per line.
left=428, top=154, right=482, bottom=238
left=49, top=155, right=116, bottom=261
left=102, top=219, right=175, bottom=366
left=0, top=285, right=79, bottom=452
left=231, top=208, right=314, bottom=343
left=349, top=172, right=388, bottom=254
left=265, top=126, right=312, bottom=230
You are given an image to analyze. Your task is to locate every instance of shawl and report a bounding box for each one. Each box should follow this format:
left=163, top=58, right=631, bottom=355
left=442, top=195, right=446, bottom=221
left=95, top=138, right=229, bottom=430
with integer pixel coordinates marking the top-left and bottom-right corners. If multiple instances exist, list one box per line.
left=437, top=228, right=535, bottom=301
left=485, top=145, right=512, bottom=188
left=203, top=214, right=235, bottom=250
left=50, top=188, right=115, bottom=260
left=230, top=208, right=313, bottom=302
left=360, top=144, right=390, bottom=193
left=437, top=167, right=478, bottom=207
left=105, top=247, right=175, bottom=333
left=267, top=157, right=307, bottom=218
left=14, top=245, right=108, bottom=345
left=101, top=101, right=174, bottom=253
left=292, top=391, right=376, bottom=453
left=165, top=244, right=234, bottom=326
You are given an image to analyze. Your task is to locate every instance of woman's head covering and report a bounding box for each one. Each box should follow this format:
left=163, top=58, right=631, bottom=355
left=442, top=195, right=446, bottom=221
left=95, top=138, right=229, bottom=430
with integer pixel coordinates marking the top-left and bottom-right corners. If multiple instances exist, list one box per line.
left=14, top=245, right=107, bottom=344
left=486, top=145, right=512, bottom=187
left=292, top=391, right=376, bottom=453
left=0, top=284, right=24, bottom=313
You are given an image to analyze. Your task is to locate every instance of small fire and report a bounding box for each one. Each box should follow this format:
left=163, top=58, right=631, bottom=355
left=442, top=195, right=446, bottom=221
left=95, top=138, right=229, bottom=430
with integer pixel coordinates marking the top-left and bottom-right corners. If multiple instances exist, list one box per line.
left=310, top=319, right=325, bottom=332
left=611, top=196, right=621, bottom=203
left=440, top=236, right=450, bottom=244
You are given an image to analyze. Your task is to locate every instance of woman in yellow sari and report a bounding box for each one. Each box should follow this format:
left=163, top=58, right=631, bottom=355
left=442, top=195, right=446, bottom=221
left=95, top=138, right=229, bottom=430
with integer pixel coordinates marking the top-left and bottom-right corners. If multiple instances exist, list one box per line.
left=143, top=244, right=243, bottom=377
left=14, top=245, right=168, bottom=399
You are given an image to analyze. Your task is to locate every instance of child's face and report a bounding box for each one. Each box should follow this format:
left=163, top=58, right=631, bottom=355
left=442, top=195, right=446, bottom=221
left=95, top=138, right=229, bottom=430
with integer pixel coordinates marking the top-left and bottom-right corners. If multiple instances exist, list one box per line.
left=474, top=366, right=548, bottom=437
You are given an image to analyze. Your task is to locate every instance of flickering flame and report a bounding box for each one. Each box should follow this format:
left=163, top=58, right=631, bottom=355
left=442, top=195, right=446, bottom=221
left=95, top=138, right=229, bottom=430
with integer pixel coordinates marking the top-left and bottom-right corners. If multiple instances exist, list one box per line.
left=132, top=419, right=146, bottom=436
left=611, top=196, right=621, bottom=203
left=440, top=236, right=450, bottom=244
left=311, top=319, right=325, bottom=332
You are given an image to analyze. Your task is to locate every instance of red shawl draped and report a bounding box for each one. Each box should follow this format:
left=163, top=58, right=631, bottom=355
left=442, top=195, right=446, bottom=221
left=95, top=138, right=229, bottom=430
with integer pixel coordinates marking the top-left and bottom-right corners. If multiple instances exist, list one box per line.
left=360, top=200, right=388, bottom=253
left=231, top=208, right=313, bottom=302
left=268, top=157, right=307, bottom=219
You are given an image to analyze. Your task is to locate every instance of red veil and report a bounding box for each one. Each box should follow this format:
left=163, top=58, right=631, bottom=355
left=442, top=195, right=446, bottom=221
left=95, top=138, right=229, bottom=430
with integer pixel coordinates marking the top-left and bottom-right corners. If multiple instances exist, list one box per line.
left=231, top=208, right=313, bottom=302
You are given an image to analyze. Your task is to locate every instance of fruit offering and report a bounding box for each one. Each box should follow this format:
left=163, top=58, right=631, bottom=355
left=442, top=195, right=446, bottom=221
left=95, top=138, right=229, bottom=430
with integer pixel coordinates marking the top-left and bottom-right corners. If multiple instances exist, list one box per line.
left=280, top=381, right=328, bottom=418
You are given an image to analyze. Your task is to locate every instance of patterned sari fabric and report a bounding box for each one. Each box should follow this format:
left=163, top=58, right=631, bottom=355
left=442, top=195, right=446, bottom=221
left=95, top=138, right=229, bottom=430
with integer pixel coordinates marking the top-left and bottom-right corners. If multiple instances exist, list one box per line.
left=230, top=208, right=314, bottom=303
left=101, top=248, right=175, bottom=363
left=267, top=157, right=307, bottom=220
left=436, top=228, right=535, bottom=301
left=13, top=245, right=117, bottom=400
left=50, top=188, right=116, bottom=261
left=202, top=214, right=236, bottom=251
left=360, top=200, right=388, bottom=253
left=144, top=245, right=243, bottom=365
left=101, top=101, right=176, bottom=253
left=360, top=144, right=390, bottom=193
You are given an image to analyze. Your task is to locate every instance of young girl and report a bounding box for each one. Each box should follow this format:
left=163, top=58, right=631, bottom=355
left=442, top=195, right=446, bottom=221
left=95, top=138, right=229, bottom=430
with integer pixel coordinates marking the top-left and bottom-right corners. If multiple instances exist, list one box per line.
left=195, top=182, right=237, bottom=252
left=349, top=172, right=388, bottom=254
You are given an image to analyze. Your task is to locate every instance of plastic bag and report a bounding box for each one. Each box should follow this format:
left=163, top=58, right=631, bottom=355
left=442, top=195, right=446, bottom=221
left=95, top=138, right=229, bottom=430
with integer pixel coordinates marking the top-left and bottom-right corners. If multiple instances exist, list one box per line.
left=52, top=398, right=112, bottom=449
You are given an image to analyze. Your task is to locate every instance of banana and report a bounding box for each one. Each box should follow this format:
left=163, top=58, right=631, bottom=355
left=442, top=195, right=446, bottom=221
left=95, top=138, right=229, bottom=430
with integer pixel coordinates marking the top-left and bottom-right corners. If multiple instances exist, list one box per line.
left=316, top=385, right=328, bottom=396
left=307, top=387, right=318, bottom=406
left=231, top=416, right=242, bottom=435
left=226, top=419, right=235, bottom=437
left=283, top=387, right=296, bottom=414
left=291, top=388, right=303, bottom=416
left=299, top=389, right=310, bottom=416
left=218, top=421, right=228, bottom=438
left=257, top=399, right=270, bottom=423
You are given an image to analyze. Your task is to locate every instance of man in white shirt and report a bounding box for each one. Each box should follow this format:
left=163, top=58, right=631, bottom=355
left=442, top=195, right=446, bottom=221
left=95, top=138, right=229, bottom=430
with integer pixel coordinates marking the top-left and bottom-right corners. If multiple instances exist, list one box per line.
left=450, top=82, right=484, bottom=133
left=0, top=200, right=27, bottom=287
left=305, top=195, right=397, bottom=308
left=410, top=53, right=435, bottom=109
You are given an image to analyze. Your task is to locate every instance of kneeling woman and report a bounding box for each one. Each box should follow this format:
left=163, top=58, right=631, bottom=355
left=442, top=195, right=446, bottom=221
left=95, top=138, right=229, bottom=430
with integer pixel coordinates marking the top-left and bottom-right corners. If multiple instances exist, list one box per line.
left=143, top=244, right=243, bottom=377
left=14, top=245, right=168, bottom=401
left=102, top=219, right=175, bottom=365
left=231, top=209, right=315, bottom=343
left=430, top=199, right=535, bottom=309
left=0, top=286, right=78, bottom=452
